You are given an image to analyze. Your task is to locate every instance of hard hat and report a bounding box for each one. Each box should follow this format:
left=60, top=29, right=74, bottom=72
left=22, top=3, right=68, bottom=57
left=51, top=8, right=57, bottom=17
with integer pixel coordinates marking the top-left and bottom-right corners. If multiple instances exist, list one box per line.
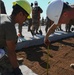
left=13, top=0, right=32, bottom=15
left=27, top=15, right=31, bottom=19
left=46, top=0, right=64, bottom=24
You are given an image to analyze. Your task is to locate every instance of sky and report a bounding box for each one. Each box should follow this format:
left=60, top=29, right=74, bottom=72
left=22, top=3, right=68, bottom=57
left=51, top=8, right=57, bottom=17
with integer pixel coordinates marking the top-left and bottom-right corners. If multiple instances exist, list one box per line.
left=2, top=0, right=74, bottom=19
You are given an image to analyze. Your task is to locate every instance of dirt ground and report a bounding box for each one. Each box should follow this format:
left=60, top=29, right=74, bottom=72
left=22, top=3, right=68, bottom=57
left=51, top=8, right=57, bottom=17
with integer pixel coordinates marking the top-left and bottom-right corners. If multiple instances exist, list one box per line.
left=16, top=36, right=74, bottom=75
left=0, top=36, right=74, bottom=75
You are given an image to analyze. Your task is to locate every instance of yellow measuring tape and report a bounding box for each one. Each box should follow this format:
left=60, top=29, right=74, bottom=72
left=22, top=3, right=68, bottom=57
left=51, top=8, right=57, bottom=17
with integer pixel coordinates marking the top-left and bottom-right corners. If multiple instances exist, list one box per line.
left=47, top=45, right=49, bottom=75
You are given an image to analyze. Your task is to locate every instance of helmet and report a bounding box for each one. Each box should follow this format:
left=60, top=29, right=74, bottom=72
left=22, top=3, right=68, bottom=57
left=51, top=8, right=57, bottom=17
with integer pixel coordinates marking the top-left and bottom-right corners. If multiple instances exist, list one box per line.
left=46, top=0, right=63, bottom=24
left=13, top=0, right=32, bottom=15
left=27, top=15, right=31, bottom=19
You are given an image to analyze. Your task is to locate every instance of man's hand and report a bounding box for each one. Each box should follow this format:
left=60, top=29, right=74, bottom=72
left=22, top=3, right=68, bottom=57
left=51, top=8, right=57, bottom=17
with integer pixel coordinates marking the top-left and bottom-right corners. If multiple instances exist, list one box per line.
left=44, top=37, right=50, bottom=46
left=44, top=23, right=58, bottom=46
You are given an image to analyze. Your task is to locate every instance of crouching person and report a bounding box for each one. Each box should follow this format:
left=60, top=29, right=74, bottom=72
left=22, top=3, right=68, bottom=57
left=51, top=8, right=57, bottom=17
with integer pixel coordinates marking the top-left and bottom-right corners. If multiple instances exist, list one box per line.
left=44, top=0, right=74, bottom=68
left=0, top=0, right=31, bottom=75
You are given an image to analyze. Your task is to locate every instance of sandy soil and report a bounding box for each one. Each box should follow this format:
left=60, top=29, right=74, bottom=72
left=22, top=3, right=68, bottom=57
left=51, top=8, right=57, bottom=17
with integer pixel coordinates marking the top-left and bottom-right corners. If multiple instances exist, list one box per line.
left=16, top=36, right=74, bottom=75
left=0, top=36, right=74, bottom=75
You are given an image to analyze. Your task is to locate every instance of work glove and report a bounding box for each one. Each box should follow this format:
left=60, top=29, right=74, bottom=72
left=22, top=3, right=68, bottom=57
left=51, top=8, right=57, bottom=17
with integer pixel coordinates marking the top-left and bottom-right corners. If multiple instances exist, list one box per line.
left=13, top=67, right=23, bottom=75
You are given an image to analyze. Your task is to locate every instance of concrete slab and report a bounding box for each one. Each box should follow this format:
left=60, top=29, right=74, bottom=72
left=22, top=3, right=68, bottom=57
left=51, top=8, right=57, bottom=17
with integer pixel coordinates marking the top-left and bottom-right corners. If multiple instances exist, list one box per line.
left=15, top=25, right=74, bottom=50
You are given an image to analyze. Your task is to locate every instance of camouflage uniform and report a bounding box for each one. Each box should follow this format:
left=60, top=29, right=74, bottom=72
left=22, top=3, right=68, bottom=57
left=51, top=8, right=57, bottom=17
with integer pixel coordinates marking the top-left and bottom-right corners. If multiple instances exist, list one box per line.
left=31, top=5, right=43, bottom=36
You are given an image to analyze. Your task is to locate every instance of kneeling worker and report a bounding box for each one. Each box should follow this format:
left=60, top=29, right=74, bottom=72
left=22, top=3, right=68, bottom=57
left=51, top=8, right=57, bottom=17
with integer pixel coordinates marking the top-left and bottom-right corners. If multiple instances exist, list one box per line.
left=0, top=0, right=31, bottom=75
left=44, top=0, right=74, bottom=68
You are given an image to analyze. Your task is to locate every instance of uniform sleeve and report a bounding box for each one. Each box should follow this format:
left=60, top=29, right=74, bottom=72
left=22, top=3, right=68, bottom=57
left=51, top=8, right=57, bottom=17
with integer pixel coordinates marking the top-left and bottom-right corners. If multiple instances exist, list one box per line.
left=38, top=7, right=43, bottom=13
left=4, top=22, right=17, bottom=41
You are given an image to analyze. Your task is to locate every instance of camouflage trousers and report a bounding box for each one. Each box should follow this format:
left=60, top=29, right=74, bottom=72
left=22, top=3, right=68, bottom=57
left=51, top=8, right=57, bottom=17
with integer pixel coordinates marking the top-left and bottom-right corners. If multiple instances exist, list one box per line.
left=31, top=19, right=40, bottom=32
left=0, top=56, right=13, bottom=75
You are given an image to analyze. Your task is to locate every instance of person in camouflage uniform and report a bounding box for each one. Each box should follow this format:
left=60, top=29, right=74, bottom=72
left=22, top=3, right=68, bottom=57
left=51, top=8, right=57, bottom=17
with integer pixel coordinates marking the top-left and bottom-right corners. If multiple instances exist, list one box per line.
left=31, top=1, right=43, bottom=36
